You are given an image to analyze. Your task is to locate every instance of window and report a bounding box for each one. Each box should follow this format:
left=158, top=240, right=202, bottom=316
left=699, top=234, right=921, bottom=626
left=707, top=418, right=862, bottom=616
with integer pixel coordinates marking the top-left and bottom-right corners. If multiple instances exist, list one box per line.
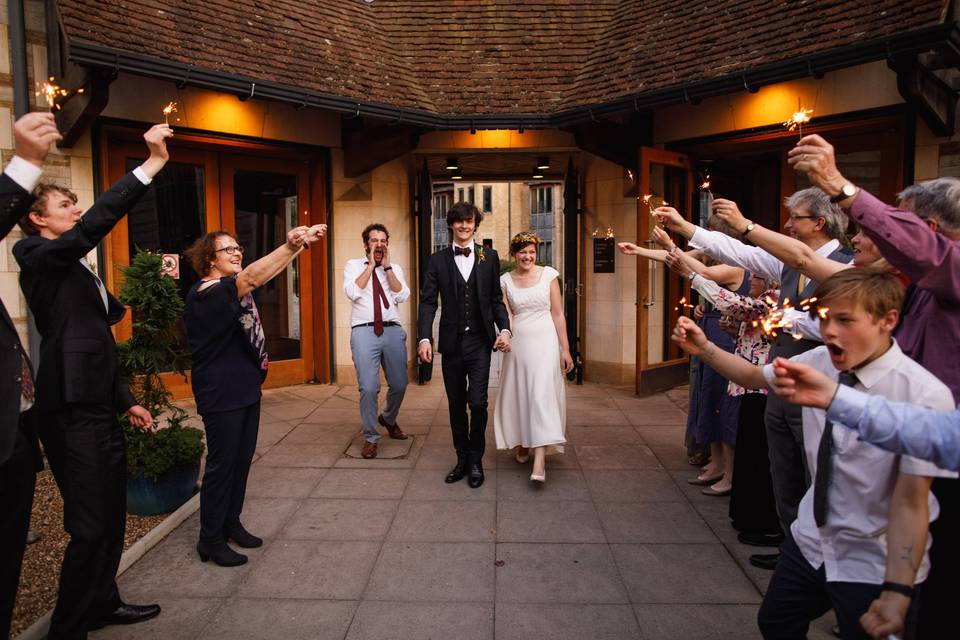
left=530, top=185, right=555, bottom=265
left=482, top=185, right=492, bottom=212
left=482, top=238, right=493, bottom=250
left=468, top=186, right=475, bottom=205
left=432, top=191, right=452, bottom=253
left=457, top=188, right=465, bottom=202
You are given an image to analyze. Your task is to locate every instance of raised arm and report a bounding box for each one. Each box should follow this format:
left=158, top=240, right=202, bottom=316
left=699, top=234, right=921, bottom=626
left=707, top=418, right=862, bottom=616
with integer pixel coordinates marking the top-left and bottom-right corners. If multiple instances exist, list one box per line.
left=671, top=316, right=768, bottom=390
left=790, top=134, right=960, bottom=303
left=711, top=198, right=846, bottom=283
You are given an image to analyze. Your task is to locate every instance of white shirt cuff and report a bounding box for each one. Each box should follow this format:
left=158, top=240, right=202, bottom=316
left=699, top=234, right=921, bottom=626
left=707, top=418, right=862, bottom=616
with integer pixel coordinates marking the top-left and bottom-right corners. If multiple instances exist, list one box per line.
left=500, top=329, right=512, bottom=338
left=418, top=338, right=431, bottom=346
left=132, top=166, right=153, bottom=185
left=5, top=155, right=43, bottom=192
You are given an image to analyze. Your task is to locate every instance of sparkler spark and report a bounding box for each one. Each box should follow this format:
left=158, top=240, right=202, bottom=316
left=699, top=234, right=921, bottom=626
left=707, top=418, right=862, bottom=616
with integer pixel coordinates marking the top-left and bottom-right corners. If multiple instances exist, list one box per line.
left=162, top=101, right=178, bottom=125
left=37, top=76, right=84, bottom=111
left=674, top=296, right=696, bottom=314
left=643, top=194, right=669, bottom=217
left=783, top=98, right=813, bottom=137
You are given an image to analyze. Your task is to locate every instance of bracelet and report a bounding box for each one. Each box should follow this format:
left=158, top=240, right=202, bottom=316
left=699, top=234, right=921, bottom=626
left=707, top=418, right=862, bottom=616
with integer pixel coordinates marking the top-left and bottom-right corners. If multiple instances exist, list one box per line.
left=383, top=266, right=393, bottom=272
left=881, top=582, right=915, bottom=598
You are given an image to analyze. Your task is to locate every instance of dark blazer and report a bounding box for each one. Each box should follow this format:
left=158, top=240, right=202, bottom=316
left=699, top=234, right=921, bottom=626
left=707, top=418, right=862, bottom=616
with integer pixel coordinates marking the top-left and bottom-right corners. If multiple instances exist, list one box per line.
left=0, top=173, right=38, bottom=466
left=417, top=244, right=510, bottom=354
left=13, top=172, right=148, bottom=414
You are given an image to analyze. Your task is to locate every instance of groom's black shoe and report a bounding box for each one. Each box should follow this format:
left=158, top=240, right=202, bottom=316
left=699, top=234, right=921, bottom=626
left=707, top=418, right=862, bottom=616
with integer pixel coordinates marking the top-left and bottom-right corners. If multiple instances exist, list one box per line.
left=468, top=462, right=485, bottom=489
left=445, top=454, right=468, bottom=483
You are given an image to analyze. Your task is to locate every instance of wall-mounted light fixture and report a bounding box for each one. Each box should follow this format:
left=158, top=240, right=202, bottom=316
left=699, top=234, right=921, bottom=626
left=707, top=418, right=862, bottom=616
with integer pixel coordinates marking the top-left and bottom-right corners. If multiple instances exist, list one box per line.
left=451, top=170, right=463, bottom=180
left=531, top=167, right=544, bottom=180
left=446, top=157, right=459, bottom=170
left=536, top=156, right=550, bottom=170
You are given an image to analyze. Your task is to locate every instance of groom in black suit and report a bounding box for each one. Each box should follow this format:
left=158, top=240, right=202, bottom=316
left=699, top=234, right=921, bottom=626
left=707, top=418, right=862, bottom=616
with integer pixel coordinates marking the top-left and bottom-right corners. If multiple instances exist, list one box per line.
left=418, top=202, right=510, bottom=488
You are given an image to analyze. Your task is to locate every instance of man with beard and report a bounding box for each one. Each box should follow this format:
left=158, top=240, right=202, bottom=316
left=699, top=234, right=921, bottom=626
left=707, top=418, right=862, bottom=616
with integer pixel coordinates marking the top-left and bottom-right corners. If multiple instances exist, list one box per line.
left=344, top=223, right=412, bottom=459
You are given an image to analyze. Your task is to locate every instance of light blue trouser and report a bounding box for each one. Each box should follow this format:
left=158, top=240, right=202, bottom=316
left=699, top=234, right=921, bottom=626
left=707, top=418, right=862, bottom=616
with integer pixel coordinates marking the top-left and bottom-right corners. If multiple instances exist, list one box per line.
left=350, top=324, right=408, bottom=443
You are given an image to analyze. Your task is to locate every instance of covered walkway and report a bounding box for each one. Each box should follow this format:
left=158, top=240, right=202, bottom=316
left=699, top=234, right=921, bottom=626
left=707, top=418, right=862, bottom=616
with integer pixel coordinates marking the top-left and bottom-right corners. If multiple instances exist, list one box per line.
left=91, top=381, right=835, bottom=640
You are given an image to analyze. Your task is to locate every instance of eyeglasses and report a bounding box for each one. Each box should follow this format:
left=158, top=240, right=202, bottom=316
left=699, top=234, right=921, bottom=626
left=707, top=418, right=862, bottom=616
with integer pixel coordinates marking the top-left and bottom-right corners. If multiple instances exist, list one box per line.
left=215, top=245, right=244, bottom=255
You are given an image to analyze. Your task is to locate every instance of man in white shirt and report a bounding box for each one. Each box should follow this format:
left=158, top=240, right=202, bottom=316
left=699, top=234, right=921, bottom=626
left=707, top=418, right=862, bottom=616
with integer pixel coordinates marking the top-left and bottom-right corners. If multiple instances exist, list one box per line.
left=343, top=224, right=411, bottom=459
left=671, top=268, right=954, bottom=640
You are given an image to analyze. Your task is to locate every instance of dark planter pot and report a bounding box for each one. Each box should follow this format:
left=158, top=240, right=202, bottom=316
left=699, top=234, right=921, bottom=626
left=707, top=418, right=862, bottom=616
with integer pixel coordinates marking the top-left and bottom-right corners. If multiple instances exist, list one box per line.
left=127, top=462, right=200, bottom=516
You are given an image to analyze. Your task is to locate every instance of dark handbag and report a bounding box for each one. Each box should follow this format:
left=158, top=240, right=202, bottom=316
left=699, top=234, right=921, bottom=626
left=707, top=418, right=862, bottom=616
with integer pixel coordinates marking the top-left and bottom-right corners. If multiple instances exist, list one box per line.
left=418, top=359, right=433, bottom=383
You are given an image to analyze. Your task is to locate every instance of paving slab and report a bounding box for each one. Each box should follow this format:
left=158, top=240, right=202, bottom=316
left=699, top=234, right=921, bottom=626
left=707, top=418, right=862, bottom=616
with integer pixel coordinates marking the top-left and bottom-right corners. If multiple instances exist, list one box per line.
left=495, top=543, right=629, bottom=604
left=244, top=466, right=327, bottom=498
left=281, top=498, right=398, bottom=541
left=387, top=500, right=496, bottom=541
left=239, top=540, right=379, bottom=599
left=566, top=426, right=645, bottom=445
left=199, top=598, right=356, bottom=640
left=495, top=603, right=642, bottom=640
left=496, top=469, right=591, bottom=501
left=611, top=543, right=762, bottom=604
left=90, top=597, right=224, bottom=640
left=311, top=468, right=411, bottom=499
left=575, top=444, right=663, bottom=470
left=583, top=469, right=687, bottom=502
left=257, top=443, right=345, bottom=468
left=345, top=601, right=493, bottom=640
left=365, top=542, right=495, bottom=602
left=497, top=500, right=606, bottom=543
left=596, top=501, right=716, bottom=543
left=403, top=468, right=497, bottom=501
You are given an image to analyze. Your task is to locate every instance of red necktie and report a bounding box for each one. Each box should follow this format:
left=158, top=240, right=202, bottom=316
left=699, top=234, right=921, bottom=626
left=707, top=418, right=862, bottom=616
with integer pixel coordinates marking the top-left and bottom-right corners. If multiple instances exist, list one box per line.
left=454, top=246, right=471, bottom=257
left=21, top=354, right=35, bottom=404
left=372, top=270, right=390, bottom=336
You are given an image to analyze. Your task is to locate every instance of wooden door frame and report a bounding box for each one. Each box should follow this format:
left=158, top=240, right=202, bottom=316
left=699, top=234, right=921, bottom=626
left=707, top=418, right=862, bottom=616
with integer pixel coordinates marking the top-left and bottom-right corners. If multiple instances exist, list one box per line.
left=636, top=147, right=694, bottom=395
left=98, top=123, right=330, bottom=397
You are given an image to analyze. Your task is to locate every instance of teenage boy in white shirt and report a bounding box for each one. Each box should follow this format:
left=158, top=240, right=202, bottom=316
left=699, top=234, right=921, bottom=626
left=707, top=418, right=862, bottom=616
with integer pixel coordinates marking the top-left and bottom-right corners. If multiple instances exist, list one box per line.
left=671, top=268, right=955, bottom=640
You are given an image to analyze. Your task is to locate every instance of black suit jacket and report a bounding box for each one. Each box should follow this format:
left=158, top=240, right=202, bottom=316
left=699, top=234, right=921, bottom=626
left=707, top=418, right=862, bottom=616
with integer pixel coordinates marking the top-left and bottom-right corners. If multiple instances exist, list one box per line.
left=0, top=173, right=39, bottom=466
left=417, top=245, right=510, bottom=354
left=13, top=172, right=148, bottom=415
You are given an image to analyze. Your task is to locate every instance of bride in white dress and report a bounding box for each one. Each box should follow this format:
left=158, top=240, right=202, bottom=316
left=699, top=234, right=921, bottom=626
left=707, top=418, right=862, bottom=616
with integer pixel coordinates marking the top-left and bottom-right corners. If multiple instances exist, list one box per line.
left=494, top=232, right=574, bottom=483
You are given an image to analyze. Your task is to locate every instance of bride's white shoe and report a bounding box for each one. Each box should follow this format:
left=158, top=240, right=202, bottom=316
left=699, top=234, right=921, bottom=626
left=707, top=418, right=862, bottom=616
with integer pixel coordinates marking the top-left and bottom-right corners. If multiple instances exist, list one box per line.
left=530, top=472, right=545, bottom=483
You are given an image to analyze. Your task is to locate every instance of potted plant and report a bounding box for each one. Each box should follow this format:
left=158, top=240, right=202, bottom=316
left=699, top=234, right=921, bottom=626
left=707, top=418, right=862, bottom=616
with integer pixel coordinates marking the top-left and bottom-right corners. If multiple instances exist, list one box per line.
left=117, top=250, right=204, bottom=516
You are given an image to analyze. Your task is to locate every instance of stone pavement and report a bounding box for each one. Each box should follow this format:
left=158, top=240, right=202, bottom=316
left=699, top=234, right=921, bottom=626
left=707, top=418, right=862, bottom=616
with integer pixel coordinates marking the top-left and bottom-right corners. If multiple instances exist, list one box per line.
left=92, top=381, right=837, bottom=640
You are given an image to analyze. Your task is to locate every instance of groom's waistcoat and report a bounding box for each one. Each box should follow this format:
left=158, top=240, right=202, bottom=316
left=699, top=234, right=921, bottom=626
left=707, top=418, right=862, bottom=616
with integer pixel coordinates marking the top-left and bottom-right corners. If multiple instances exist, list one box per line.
left=456, top=265, right=486, bottom=337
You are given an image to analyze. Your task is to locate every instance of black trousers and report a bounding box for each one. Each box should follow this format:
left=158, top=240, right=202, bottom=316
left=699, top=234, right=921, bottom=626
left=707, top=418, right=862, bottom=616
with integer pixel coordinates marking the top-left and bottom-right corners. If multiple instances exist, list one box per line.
left=758, top=534, right=920, bottom=640
left=916, top=477, right=958, bottom=636
left=441, top=333, right=491, bottom=463
left=729, top=393, right=781, bottom=536
left=40, top=404, right=126, bottom=640
left=0, top=417, right=37, bottom=638
left=199, top=401, right=260, bottom=544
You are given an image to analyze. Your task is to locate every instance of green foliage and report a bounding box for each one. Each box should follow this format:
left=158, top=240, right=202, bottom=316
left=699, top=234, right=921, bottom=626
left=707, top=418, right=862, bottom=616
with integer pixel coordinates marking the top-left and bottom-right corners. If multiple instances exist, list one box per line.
left=117, top=250, right=203, bottom=480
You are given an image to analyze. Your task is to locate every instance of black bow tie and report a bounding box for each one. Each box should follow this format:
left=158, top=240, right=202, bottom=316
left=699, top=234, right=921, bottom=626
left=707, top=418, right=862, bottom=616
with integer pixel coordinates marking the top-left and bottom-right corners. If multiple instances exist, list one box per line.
left=454, top=246, right=472, bottom=257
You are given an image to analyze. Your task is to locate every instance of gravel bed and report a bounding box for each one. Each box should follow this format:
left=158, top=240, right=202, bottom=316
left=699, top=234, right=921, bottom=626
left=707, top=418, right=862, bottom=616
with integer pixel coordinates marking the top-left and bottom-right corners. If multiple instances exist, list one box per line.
left=9, top=471, right=166, bottom=638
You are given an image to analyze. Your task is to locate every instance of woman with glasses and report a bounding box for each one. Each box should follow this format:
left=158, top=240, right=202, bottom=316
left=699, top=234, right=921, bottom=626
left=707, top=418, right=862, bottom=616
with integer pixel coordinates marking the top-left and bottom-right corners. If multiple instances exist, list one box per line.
left=182, top=225, right=325, bottom=566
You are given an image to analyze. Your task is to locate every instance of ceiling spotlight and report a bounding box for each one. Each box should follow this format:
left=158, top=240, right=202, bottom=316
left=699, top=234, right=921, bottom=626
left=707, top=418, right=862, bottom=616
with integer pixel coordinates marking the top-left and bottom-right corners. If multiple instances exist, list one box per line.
left=536, top=156, right=550, bottom=170
left=532, top=167, right=544, bottom=179
left=446, top=157, right=459, bottom=170
left=451, top=170, right=463, bottom=180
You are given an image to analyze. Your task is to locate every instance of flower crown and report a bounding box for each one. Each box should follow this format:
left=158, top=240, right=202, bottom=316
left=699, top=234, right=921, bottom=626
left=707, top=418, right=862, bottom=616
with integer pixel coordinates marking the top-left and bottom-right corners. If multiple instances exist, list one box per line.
left=511, top=231, right=541, bottom=246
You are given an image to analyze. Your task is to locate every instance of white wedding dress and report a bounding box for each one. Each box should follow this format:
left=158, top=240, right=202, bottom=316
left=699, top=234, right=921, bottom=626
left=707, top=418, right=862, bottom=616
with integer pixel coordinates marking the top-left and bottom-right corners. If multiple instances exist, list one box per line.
left=494, top=266, right=566, bottom=454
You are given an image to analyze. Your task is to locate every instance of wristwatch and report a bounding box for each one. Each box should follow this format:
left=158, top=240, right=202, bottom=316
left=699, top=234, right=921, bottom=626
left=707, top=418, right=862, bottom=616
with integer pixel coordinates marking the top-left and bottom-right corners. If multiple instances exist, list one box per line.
left=881, top=581, right=915, bottom=599
left=829, top=183, right=858, bottom=204
left=742, top=222, right=756, bottom=236
left=686, top=271, right=696, bottom=282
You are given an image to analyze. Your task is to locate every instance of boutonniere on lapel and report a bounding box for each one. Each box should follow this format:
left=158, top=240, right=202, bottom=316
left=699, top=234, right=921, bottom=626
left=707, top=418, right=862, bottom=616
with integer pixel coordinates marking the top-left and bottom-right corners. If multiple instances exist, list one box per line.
left=477, top=247, right=486, bottom=264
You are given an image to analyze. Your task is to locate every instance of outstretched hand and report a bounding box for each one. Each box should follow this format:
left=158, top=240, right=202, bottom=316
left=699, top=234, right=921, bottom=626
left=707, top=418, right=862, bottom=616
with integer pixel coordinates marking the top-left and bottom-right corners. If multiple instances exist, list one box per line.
left=650, top=226, right=676, bottom=251
left=787, top=134, right=848, bottom=196
left=617, top=242, right=642, bottom=255
left=140, top=124, right=174, bottom=178
left=13, top=112, right=61, bottom=167
left=306, top=223, right=327, bottom=244
left=711, top=198, right=749, bottom=234
left=654, top=206, right=688, bottom=236
left=769, top=357, right=838, bottom=409
left=671, top=316, right=709, bottom=356
left=664, top=250, right=693, bottom=278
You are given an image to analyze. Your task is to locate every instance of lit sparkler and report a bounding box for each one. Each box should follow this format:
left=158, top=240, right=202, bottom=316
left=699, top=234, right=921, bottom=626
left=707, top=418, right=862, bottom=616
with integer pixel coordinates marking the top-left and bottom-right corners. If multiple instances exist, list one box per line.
left=783, top=98, right=813, bottom=138
left=643, top=194, right=669, bottom=218
left=37, top=76, right=84, bottom=112
left=162, top=101, right=178, bottom=125
left=674, top=296, right=696, bottom=314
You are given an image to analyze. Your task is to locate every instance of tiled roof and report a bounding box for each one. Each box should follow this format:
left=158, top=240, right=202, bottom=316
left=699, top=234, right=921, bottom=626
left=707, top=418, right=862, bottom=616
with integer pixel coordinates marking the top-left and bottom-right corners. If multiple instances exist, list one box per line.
left=57, top=0, right=951, bottom=118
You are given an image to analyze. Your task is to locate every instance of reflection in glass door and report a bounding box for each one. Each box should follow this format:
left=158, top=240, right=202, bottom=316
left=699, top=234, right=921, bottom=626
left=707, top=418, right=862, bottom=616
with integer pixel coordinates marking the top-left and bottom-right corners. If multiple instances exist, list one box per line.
left=231, top=170, right=301, bottom=361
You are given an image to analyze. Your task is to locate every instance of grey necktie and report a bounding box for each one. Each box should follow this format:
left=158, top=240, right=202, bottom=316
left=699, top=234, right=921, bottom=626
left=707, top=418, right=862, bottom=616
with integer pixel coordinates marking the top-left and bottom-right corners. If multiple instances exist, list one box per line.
left=79, top=257, right=109, bottom=313
left=813, top=370, right=859, bottom=527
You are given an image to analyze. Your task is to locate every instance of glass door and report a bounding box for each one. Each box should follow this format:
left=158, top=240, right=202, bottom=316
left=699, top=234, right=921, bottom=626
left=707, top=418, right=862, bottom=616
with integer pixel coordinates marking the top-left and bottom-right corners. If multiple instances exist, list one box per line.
left=220, top=154, right=315, bottom=387
left=636, top=147, right=694, bottom=394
